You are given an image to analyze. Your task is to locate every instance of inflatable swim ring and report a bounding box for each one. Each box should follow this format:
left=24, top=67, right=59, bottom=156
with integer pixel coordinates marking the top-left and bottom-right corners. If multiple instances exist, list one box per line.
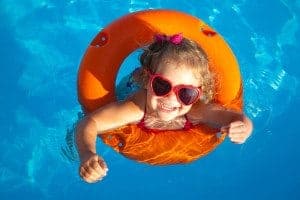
left=77, top=9, right=243, bottom=165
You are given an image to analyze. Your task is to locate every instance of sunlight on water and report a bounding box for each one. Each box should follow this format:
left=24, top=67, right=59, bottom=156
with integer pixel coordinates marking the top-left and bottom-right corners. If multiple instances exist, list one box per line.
left=242, top=8, right=299, bottom=131
left=208, top=8, right=220, bottom=23
left=277, top=15, right=298, bottom=47
left=129, top=0, right=149, bottom=12
left=231, top=4, right=241, bottom=13
left=27, top=149, right=38, bottom=183
left=129, top=0, right=161, bottom=12
left=0, top=166, right=15, bottom=183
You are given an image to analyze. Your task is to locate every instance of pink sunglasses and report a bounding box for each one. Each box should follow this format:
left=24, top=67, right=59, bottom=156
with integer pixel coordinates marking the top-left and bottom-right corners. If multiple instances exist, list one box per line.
left=149, top=74, right=202, bottom=105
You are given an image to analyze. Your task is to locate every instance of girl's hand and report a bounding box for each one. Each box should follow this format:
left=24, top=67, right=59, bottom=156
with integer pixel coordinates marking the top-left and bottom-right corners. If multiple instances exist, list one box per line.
left=221, top=117, right=253, bottom=144
left=79, top=154, right=108, bottom=183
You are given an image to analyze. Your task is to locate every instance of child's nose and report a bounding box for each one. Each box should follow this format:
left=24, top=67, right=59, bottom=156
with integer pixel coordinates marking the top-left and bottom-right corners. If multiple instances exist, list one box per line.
left=165, top=90, right=180, bottom=105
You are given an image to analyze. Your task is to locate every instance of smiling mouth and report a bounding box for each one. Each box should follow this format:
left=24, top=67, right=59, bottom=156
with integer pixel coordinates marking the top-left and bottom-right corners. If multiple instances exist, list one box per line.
left=159, top=102, right=177, bottom=112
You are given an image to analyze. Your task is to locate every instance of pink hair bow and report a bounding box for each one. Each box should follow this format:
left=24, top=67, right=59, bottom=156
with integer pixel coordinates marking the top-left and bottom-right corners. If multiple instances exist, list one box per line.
left=154, top=33, right=183, bottom=45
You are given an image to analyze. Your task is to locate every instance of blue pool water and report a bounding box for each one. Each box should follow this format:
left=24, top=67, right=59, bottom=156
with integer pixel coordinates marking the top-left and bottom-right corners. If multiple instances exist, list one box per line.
left=1, top=0, right=299, bottom=199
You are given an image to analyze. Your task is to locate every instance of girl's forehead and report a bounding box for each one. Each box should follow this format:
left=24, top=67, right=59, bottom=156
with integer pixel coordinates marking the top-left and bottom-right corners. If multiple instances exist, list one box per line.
left=156, top=62, right=200, bottom=86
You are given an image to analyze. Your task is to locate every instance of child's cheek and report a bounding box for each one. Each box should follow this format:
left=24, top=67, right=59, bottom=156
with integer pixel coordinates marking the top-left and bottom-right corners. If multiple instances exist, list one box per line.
left=146, top=91, right=159, bottom=111
left=179, top=105, right=193, bottom=116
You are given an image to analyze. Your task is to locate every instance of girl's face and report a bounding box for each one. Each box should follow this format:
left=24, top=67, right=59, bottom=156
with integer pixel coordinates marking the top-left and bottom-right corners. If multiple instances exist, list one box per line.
left=146, top=61, right=201, bottom=121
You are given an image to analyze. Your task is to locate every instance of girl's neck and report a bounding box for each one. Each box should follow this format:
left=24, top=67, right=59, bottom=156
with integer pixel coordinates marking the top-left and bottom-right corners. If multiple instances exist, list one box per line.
left=143, top=106, right=186, bottom=130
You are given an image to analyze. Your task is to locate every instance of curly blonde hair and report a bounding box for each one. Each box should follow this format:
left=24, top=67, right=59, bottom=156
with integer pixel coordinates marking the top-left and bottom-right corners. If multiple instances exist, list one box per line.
left=132, top=36, right=214, bottom=103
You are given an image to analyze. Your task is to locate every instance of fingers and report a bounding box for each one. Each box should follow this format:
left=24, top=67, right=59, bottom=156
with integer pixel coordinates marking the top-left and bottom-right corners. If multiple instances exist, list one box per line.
left=79, top=155, right=108, bottom=183
left=229, top=134, right=247, bottom=144
left=223, top=121, right=250, bottom=144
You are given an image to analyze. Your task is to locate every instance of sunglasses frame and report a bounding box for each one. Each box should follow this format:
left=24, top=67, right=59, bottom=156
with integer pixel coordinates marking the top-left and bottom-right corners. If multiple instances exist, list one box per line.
left=149, top=73, right=202, bottom=105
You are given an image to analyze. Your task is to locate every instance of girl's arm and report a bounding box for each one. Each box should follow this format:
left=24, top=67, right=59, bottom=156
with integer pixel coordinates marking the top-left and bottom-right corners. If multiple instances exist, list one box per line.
left=76, top=90, right=145, bottom=160
left=76, top=90, right=145, bottom=183
left=188, top=102, right=253, bottom=144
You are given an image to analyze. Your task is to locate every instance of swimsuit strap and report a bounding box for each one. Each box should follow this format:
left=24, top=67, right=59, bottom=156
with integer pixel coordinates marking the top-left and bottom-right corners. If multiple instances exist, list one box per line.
left=183, top=115, right=193, bottom=130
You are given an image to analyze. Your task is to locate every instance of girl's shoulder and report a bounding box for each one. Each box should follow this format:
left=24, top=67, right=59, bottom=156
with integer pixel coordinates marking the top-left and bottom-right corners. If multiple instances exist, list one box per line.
left=123, top=89, right=147, bottom=122
left=187, top=101, right=213, bottom=125
left=85, top=89, right=147, bottom=133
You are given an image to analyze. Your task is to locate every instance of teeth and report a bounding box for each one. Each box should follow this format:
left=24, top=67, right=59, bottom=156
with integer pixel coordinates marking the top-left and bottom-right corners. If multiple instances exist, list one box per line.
left=160, top=103, right=175, bottom=111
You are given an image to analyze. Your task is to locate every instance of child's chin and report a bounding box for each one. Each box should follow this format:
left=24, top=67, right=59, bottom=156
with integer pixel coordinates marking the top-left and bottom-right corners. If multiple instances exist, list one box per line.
left=158, top=112, right=177, bottom=122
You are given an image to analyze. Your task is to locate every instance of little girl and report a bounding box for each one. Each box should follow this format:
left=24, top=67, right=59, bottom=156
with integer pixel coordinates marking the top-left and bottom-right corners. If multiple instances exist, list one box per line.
left=76, top=33, right=253, bottom=183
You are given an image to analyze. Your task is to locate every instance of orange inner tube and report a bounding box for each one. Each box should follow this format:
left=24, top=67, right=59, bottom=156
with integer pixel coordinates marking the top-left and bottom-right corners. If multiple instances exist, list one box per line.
left=77, top=9, right=243, bottom=165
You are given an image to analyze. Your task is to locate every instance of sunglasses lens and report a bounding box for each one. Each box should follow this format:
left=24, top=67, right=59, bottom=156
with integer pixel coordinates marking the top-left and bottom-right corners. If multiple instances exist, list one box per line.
left=152, top=77, right=171, bottom=96
left=178, top=88, right=199, bottom=105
